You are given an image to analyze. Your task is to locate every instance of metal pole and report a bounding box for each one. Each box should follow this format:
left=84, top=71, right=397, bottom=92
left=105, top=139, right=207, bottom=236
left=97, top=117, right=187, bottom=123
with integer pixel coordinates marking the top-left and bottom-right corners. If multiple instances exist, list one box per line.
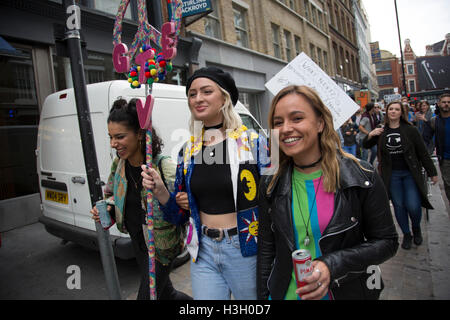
left=63, top=0, right=121, bottom=300
left=394, top=0, right=407, bottom=96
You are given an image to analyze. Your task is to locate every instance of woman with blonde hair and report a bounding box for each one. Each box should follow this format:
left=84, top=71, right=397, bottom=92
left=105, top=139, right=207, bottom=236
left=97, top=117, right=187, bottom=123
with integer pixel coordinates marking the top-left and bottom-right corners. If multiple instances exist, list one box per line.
left=257, top=85, right=398, bottom=300
left=142, top=67, right=268, bottom=300
left=364, top=101, right=438, bottom=250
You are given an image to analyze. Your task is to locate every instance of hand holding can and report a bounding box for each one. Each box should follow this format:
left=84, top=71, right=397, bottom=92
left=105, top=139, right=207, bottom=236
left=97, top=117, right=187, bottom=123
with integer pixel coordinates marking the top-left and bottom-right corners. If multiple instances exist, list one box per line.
left=96, top=200, right=114, bottom=229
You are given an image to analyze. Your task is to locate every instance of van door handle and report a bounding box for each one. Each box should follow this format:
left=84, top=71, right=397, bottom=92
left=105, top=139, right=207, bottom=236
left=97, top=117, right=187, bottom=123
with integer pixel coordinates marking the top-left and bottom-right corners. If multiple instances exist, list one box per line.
left=71, top=176, right=86, bottom=184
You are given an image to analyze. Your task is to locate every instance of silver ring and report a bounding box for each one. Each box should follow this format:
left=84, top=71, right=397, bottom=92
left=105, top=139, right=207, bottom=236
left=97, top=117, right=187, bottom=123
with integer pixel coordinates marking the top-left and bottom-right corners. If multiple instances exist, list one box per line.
left=317, top=281, right=322, bottom=288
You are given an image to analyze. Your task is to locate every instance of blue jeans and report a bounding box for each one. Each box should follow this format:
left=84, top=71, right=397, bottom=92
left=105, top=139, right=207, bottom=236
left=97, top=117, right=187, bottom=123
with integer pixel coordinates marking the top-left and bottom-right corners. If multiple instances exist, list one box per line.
left=389, top=170, right=423, bottom=235
left=342, top=144, right=357, bottom=157
left=361, top=139, right=377, bottom=164
left=190, top=229, right=257, bottom=300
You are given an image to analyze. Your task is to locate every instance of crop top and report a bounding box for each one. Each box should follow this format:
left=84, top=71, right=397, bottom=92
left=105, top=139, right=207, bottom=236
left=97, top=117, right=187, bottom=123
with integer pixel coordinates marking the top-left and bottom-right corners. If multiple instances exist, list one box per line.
left=190, top=139, right=236, bottom=214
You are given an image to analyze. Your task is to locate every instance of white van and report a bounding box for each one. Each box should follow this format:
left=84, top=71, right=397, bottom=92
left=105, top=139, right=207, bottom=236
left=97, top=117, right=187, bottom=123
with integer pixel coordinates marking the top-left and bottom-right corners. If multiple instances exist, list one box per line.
left=36, top=80, right=265, bottom=260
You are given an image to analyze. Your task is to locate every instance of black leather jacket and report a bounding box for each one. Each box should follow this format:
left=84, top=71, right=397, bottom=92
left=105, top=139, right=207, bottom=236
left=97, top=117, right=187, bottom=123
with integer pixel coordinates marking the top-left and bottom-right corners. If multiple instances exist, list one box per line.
left=257, top=156, right=398, bottom=300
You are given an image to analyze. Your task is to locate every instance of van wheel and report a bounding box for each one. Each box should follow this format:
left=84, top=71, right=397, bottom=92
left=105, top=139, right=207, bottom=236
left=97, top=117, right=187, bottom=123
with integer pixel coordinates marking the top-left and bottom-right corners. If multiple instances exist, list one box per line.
left=172, top=247, right=190, bottom=269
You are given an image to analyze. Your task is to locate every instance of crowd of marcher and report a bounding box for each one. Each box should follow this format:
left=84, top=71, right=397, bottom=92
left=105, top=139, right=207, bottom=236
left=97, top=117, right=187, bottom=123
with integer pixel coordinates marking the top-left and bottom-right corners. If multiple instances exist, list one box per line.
left=90, top=66, right=449, bottom=300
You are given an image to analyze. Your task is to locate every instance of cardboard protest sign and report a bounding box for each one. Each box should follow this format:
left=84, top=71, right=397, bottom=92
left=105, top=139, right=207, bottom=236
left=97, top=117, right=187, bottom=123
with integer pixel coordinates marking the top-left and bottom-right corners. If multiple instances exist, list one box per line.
left=265, top=52, right=360, bottom=129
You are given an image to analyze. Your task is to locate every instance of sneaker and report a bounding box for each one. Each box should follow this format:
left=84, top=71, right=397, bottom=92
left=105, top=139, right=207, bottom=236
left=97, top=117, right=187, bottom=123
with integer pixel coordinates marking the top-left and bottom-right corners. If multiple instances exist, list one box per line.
left=401, top=233, right=412, bottom=250
left=413, top=227, right=423, bottom=246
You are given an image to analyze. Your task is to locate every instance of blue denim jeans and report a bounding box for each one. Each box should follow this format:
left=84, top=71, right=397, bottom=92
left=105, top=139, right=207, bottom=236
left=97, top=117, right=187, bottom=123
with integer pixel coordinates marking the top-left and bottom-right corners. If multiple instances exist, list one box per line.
left=342, top=144, right=357, bottom=157
left=360, top=138, right=377, bottom=164
left=190, top=229, right=257, bottom=300
left=389, top=170, right=423, bottom=235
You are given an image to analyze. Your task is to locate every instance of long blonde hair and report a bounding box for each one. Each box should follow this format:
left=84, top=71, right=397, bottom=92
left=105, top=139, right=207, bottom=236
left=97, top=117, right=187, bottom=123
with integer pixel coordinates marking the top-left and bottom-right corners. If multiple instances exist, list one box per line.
left=267, top=85, right=361, bottom=194
left=188, top=85, right=242, bottom=137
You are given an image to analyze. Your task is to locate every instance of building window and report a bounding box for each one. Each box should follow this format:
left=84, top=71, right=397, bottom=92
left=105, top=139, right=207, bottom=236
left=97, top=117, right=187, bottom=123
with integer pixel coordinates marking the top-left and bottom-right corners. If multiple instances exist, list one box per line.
left=310, top=43, right=316, bottom=62
left=0, top=46, right=39, bottom=200
left=409, top=79, right=416, bottom=92
left=377, top=75, right=393, bottom=86
left=272, top=24, right=281, bottom=59
left=205, top=0, right=222, bottom=39
left=49, top=0, right=136, bottom=20
left=323, top=51, right=329, bottom=73
left=53, top=50, right=121, bottom=91
left=239, top=92, right=262, bottom=124
left=288, top=0, right=295, bottom=10
left=318, top=11, right=324, bottom=30
left=303, top=0, right=310, bottom=20
left=294, top=36, right=302, bottom=56
left=317, top=47, right=323, bottom=69
left=284, top=30, right=292, bottom=62
left=233, top=5, right=249, bottom=48
left=407, top=64, right=414, bottom=75
left=376, top=61, right=391, bottom=72
left=311, top=6, right=317, bottom=26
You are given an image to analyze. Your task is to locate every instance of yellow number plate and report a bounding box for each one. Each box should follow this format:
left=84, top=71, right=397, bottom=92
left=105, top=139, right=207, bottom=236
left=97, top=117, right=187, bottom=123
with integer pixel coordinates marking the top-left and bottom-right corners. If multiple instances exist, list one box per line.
left=45, top=190, right=68, bottom=204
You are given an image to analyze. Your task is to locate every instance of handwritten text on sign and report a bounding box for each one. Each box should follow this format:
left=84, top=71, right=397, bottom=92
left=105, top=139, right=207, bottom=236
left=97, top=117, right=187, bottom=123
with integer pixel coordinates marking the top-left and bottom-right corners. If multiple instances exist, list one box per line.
left=265, top=53, right=360, bottom=130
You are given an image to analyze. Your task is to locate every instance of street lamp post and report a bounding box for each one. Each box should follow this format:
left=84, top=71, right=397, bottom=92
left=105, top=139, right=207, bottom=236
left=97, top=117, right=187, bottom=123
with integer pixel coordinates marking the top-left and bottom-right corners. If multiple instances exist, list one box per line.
left=394, top=0, right=408, bottom=96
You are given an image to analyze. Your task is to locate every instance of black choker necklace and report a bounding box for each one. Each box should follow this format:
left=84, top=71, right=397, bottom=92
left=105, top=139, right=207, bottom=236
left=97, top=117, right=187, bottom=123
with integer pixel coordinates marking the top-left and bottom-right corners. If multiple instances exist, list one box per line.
left=294, top=156, right=322, bottom=170
left=204, top=123, right=223, bottom=130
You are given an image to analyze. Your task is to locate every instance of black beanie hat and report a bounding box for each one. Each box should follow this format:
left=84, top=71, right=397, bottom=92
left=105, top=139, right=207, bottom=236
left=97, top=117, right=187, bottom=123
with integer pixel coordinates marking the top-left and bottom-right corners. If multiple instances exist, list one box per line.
left=186, top=67, right=239, bottom=106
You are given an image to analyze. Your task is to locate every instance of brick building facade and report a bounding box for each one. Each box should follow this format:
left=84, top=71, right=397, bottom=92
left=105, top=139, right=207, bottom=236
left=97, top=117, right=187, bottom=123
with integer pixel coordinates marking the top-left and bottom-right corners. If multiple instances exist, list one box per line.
left=326, top=0, right=361, bottom=92
left=376, top=50, right=402, bottom=99
left=185, top=0, right=332, bottom=126
left=402, top=39, right=419, bottom=94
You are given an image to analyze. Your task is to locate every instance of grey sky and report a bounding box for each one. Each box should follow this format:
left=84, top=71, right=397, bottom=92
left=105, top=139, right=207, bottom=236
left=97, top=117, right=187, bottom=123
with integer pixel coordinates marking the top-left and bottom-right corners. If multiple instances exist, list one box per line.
left=361, top=0, right=450, bottom=57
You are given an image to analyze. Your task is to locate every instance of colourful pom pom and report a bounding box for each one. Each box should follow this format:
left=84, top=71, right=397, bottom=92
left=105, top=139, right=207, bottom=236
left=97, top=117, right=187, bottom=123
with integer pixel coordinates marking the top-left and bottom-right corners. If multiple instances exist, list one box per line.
left=166, top=63, right=173, bottom=72
left=132, top=80, right=139, bottom=87
left=137, top=66, right=141, bottom=71
left=147, top=78, right=154, bottom=85
left=145, top=71, right=150, bottom=78
left=128, top=77, right=132, bottom=83
left=159, top=60, right=167, bottom=68
left=150, top=69, right=157, bottom=76
left=130, top=71, right=137, bottom=77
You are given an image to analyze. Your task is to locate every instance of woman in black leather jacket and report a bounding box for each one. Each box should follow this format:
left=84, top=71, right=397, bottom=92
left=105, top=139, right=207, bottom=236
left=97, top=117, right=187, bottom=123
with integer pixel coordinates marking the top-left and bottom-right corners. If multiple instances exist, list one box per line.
left=257, top=86, right=398, bottom=300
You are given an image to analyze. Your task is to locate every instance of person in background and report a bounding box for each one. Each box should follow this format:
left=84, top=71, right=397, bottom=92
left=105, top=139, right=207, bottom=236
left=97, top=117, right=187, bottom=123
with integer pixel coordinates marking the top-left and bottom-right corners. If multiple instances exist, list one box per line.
left=359, top=103, right=379, bottom=164
left=415, top=100, right=435, bottom=155
left=374, top=103, right=384, bottom=124
left=90, top=99, right=191, bottom=300
left=257, top=85, right=398, bottom=300
left=340, top=118, right=358, bottom=156
left=353, top=109, right=363, bottom=158
left=423, top=93, right=450, bottom=205
left=364, top=101, right=438, bottom=250
left=142, top=67, right=268, bottom=300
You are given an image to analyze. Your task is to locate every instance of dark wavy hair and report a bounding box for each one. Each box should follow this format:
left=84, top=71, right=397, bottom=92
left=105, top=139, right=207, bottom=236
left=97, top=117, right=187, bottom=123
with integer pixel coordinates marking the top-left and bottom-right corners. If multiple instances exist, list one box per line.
left=108, top=98, right=163, bottom=158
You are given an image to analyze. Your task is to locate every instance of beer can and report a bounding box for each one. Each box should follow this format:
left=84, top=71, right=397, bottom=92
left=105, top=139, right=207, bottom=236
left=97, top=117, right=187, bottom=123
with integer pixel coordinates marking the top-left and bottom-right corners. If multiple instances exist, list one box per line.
left=292, top=249, right=313, bottom=288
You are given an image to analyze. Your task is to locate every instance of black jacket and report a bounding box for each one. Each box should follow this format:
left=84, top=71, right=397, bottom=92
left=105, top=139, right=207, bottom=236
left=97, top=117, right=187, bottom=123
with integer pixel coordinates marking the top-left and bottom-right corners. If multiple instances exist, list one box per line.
left=257, top=156, right=398, bottom=300
left=423, top=115, right=448, bottom=165
left=363, top=122, right=437, bottom=209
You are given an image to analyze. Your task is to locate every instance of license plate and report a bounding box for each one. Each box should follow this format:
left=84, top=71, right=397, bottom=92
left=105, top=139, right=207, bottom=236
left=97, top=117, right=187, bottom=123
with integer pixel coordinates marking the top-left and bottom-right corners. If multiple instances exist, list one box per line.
left=45, top=190, right=68, bottom=204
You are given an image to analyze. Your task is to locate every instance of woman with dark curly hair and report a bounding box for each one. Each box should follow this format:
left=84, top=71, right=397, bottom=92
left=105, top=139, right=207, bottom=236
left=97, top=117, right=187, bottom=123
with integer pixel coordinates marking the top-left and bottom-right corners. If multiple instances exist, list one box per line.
left=90, top=98, right=191, bottom=300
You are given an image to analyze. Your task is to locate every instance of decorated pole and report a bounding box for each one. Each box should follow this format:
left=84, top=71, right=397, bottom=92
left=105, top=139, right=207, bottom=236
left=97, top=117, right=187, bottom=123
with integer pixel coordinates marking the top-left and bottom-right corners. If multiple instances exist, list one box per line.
left=112, top=0, right=182, bottom=300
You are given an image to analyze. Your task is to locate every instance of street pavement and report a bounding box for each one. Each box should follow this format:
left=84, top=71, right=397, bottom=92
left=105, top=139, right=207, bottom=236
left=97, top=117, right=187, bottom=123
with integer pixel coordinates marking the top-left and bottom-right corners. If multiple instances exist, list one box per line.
left=133, top=165, right=450, bottom=301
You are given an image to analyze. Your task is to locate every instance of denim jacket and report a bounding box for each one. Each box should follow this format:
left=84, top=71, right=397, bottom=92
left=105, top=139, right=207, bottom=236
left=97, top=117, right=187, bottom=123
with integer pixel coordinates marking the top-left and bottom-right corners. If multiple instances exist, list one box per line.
left=160, top=125, right=270, bottom=262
